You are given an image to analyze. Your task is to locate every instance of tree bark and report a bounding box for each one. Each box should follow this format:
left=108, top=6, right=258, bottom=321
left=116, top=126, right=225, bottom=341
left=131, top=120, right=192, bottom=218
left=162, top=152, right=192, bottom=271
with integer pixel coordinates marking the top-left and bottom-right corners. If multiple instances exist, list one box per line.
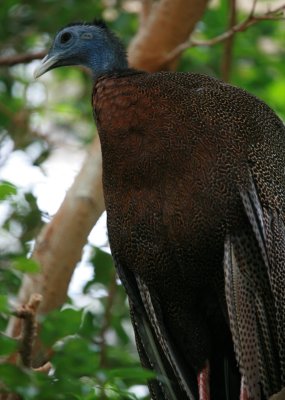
left=128, top=0, right=209, bottom=71
left=6, top=137, right=104, bottom=338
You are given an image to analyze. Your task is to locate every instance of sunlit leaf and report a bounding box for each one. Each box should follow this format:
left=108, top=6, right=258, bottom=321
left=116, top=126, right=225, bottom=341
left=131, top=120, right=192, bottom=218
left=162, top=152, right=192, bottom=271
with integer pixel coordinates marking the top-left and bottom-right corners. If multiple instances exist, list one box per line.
left=12, top=257, right=40, bottom=273
left=0, top=181, right=17, bottom=200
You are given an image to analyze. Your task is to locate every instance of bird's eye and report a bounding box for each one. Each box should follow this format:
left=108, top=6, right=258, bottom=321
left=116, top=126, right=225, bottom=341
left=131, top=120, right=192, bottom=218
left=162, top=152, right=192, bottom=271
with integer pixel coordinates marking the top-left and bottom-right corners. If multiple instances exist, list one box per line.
left=60, top=32, right=72, bottom=44
left=81, top=33, right=93, bottom=40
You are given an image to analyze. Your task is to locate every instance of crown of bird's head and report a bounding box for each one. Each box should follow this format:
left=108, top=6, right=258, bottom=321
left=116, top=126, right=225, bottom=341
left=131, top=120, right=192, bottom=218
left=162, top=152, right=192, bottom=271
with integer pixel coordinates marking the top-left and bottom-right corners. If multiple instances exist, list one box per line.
left=34, top=20, right=128, bottom=79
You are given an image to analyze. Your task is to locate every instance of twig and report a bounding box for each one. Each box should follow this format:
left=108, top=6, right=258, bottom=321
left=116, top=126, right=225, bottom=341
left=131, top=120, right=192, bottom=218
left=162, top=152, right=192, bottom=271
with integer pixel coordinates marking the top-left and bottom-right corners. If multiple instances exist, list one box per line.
left=221, top=0, right=237, bottom=82
left=34, top=361, right=52, bottom=373
left=249, top=0, right=258, bottom=19
left=3, top=394, right=21, bottom=400
left=0, top=51, right=46, bottom=67
left=0, top=295, right=52, bottom=400
left=164, top=3, right=285, bottom=64
left=14, top=294, right=43, bottom=368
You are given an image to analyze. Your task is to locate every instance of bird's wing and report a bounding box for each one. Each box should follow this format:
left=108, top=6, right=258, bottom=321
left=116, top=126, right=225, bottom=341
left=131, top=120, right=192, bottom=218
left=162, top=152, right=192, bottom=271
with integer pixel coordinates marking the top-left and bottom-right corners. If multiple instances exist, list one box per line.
left=114, top=258, right=197, bottom=400
left=224, top=172, right=285, bottom=400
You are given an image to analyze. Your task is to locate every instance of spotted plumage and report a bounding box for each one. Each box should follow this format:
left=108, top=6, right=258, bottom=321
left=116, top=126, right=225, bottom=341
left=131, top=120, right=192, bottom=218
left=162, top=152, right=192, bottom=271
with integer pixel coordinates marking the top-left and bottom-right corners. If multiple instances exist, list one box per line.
left=35, top=20, right=285, bottom=400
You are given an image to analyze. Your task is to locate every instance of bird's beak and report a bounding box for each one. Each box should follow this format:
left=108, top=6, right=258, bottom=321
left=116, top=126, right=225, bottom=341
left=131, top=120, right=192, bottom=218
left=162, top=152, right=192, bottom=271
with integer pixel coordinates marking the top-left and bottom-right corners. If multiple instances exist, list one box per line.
left=34, top=54, right=59, bottom=79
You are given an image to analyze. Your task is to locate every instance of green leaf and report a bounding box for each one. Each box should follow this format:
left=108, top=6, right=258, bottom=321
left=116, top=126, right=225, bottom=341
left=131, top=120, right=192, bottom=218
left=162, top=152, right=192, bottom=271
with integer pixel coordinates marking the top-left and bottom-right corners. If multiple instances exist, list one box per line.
left=79, top=310, right=100, bottom=339
left=0, top=295, right=9, bottom=313
left=12, top=257, right=40, bottom=273
left=40, top=308, right=83, bottom=346
left=91, top=247, right=114, bottom=285
left=112, top=316, right=130, bottom=345
left=52, top=336, right=99, bottom=378
left=0, top=334, right=19, bottom=355
left=0, top=363, right=30, bottom=390
left=0, top=181, right=17, bottom=200
left=105, top=367, right=155, bottom=382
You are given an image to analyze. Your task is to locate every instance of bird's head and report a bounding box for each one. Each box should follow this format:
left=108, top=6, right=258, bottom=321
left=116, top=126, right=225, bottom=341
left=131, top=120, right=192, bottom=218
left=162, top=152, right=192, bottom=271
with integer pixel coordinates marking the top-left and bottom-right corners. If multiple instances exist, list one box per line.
left=34, top=20, right=128, bottom=79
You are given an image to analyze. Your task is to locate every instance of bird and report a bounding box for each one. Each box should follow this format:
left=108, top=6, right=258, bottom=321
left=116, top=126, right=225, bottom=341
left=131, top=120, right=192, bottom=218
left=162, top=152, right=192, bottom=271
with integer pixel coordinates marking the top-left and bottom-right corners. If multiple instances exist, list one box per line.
left=34, top=20, right=285, bottom=400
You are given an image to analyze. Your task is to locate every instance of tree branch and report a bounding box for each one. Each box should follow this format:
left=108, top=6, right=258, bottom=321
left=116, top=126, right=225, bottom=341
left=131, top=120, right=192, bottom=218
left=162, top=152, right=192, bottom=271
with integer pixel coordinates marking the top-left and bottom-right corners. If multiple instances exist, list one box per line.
left=250, top=0, right=258, bottom=19
left=6, top=136, right=105, bottom=344
left=221, top=0, right=237, bottom=82
left=14, top=294, right=43, bottom=368
left=1, top=2, right=284, bottom=69
left=0, top=51, right=46, bottom=66
left=128, top=0, right=209, bottom=71
left=164, top=3, right=285, bottom=65
left=1, top=295, right=51, bottom=400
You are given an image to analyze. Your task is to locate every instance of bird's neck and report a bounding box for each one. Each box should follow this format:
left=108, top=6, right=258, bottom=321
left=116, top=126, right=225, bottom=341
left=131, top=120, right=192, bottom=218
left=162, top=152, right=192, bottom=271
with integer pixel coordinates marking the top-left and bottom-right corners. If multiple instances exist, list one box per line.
left=90, top=47, right=128, bottom=80
left=93, top=72, right=165, bottom=193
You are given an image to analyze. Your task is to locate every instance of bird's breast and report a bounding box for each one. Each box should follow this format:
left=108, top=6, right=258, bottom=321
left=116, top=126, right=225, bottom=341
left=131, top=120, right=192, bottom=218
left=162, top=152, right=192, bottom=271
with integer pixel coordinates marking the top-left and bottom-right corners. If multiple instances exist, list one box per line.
left=105, top=180, right=228, bottom=288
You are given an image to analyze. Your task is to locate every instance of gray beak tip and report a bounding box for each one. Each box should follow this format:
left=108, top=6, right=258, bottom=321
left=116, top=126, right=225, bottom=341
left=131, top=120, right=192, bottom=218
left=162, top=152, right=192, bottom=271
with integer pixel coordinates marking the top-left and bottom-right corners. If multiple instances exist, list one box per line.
left=33, top=68, right=41, bottom=79
left=33, top=54, right=58, bottom=79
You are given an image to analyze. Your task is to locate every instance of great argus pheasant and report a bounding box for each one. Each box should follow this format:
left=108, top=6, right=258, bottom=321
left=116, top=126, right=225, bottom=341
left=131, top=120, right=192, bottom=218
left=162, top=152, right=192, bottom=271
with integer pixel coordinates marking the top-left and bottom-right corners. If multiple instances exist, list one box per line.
left=34, top=20, right=285, bottom=400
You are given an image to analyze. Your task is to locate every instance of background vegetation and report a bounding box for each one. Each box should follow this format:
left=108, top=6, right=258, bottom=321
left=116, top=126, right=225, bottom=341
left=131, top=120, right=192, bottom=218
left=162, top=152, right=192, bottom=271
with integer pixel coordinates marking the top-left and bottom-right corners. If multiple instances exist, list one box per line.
left=0, top=0, right=285, bottom=399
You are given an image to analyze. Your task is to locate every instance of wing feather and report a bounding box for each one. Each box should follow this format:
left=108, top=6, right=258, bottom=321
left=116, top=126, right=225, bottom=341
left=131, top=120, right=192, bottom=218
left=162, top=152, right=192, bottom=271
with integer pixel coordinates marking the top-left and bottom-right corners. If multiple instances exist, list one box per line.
left=114, top=259, right=196, bottom=400
left=224, top=172, right=285, bottom=399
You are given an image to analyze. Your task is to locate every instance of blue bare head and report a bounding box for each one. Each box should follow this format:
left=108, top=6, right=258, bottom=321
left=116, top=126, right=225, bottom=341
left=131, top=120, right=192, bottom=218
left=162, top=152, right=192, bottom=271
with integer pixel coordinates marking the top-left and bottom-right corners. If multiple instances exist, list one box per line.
left=34, top=20, right=128, bottom=80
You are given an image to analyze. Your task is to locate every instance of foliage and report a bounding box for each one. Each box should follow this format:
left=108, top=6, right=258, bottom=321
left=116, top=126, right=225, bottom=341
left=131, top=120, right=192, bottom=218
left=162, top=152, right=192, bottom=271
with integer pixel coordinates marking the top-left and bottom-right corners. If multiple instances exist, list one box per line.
left=1, top=0, right=285, bottom=399
left=180, top=1, right=285, bottom=120
left=0, top=243, right=152, bottom=399
left=0, top=179, right=149, bottom=398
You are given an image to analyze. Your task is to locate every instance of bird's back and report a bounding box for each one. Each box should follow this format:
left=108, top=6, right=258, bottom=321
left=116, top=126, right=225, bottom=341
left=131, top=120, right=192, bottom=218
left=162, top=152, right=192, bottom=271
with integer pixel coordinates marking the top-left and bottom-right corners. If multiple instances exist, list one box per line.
left=94, top=70, right=285, bottom=230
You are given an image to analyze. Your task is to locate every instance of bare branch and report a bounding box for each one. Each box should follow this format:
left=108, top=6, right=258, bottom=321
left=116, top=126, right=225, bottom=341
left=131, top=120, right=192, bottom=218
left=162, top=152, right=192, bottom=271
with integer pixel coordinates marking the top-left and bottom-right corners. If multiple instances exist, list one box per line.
left=14, top=294, right=43, bottom=368
left=164, top=3, right=285, bottom=64
left=34, top=361, right=52, bottom=374
left=221, top=0, right=237, bottom=82
left=1, top=295, right=50, bottom=400
left=1, top=394, right=21, bottom=400
left=249, top=0, right=258, bottom=19
left=0, top=51, right=46, bottom=66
